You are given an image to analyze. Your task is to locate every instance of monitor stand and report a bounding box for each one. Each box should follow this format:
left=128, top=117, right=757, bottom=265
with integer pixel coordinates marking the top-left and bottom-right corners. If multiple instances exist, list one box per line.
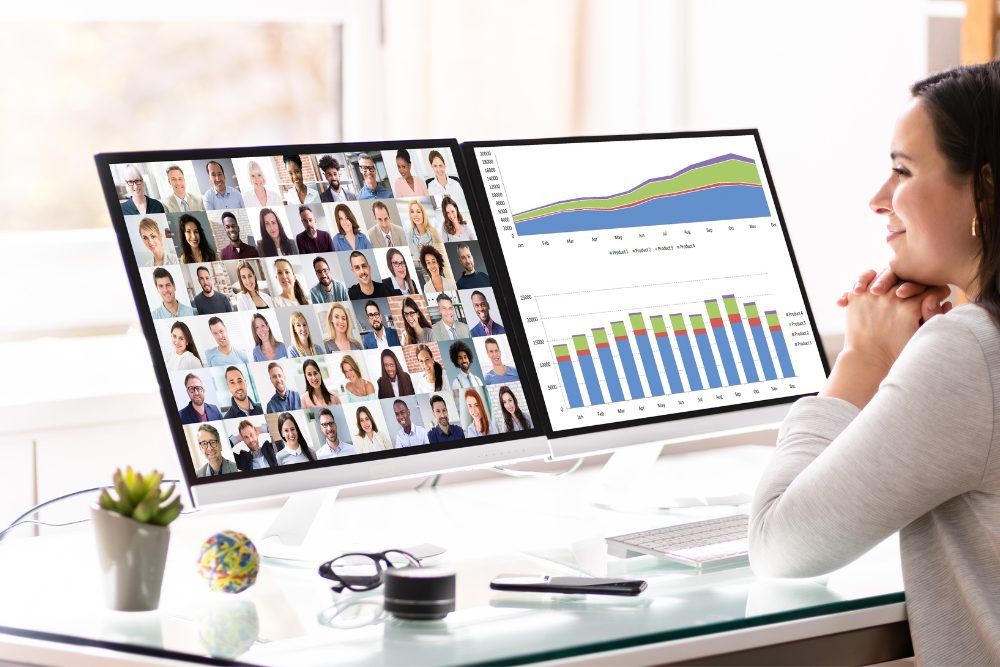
left=591, top=442, right=770, bottom=511
left=256, top=488, right=342, bottom=565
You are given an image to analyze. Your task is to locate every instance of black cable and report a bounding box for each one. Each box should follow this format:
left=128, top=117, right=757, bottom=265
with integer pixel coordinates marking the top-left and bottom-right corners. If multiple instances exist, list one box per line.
left=0, top=479, right=186, bottom=543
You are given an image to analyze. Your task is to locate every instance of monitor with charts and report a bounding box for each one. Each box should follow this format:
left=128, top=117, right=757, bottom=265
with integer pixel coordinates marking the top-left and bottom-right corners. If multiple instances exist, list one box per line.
left=462, top=131, right=829, bottom=459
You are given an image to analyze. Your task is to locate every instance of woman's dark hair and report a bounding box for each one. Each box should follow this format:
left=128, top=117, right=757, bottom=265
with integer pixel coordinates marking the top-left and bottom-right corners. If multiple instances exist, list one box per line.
left=440, top=196, right=465, bottom=235
left=380, top=349, right=406, bottom=383
left=277, top=412, right=315, bottom=461
left=170, top=321, right=201, bottom=362
left=499, top=385, right=527, bottom=433
left=178, top=214, right=217, bottom=263
left=282, top=154, right=303, bottom=170
left=274, top=258, right=309, bottom=305
left=419, top=244, right=447, bottom=278
left=258, top=208, right=294, bottom=256
left=333, top=203, right=360, bottom=235
left=415, top=343, right=444, bottom=391
left=911, top=62, right=1000, bottom=323
left=396, top=149, right=411, bottom=165
left=302, top=358, right=334, bottom=406
left=401, top=297, right=432, bottom=343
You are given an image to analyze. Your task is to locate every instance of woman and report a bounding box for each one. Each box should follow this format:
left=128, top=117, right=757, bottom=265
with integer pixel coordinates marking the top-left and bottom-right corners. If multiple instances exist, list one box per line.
left=382, top=248, right=419, bottom=296
left=749, top=62, right=1000, bottom=664
left=301, top=358, right=340, bottom=408
left=243, top=160, right=283, bottom=207
left=463, top=389, right=495, bottom=437
left=413, top=344, right=444, bottom=394
left=440, top=196, right=477, bottom=242
left=324, top=303, right=363, bottom=352
left=426, top=150, right=466, bottom=200
left=275, top=412, right=316, bottom=465
left=250, top=313, right=288, bottom=361
left=165, top=321, right=203, bottom=371
left=393, top=149, right=429, bottom=197
left=257, top=208, right=298, bottom=257
left=499, top=385, right=532, bottom=433
left=376, top=348, right=415, bottom=398
left=418, top=245, right=457, bottom=293
left=235, top=261, right=275, bottom=310
left=354, top=406, right=392, bottom=454
left=138, top=217, right=178, bottom=267
left=283, top=154, right=320, bottom=205
left=340, top=355, right=376, bottom=402
left=271, top=258, right=310, bottom=307
left=400, top=297, right=434, bottom=345
left=120, top=164, right=165, bottom=215
left=332, top=203, right=372, bottom=251
left=288, top=310, right=324, bottom=358
left=178, top=214, right=217, bottom=264
left=407, top=199, right=441, bottom=246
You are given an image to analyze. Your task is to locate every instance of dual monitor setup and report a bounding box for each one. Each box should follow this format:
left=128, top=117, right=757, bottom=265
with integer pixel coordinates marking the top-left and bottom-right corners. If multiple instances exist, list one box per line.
left=96, top=131, right=828, bottom=518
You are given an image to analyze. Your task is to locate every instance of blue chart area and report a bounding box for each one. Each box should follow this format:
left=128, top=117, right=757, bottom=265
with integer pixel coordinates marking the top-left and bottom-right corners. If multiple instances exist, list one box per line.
left=515, top=185, right=771, bottom=235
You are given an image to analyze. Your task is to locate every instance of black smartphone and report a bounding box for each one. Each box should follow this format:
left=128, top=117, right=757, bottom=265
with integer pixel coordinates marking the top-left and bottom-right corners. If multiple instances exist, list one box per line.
left=490, top=575, right=647, bottom=596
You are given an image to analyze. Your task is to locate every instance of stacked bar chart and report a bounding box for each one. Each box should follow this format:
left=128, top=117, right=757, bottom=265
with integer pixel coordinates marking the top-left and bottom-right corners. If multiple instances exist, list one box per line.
left=550, top=294, right=798, bottom=409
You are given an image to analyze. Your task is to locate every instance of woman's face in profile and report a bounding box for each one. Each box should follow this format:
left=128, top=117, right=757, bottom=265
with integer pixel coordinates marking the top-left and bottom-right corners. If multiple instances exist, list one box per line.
left=184, top=222, right=200, bottom=248
left=141, top=228, right=162, bottom=254
left=409, top=203, right=424, bottom=228
left=281, top=420, right=299, bottom=447
left=502, top=392, right=516, bottom=414
left=396, top=158, right=411, bottom=180
left=264, top=213, right=281, bottom=240
left=239, top=267, right=256, bottom=292
left=171, top=328, right=186, bottom=352
left=869, top=99, right=980, bottom=288
left=431, top=157, right=446, bottom=179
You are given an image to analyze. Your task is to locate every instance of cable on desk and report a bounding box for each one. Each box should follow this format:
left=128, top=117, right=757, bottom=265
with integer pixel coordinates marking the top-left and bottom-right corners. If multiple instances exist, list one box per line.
left=0, top=480, right=191, bottom=543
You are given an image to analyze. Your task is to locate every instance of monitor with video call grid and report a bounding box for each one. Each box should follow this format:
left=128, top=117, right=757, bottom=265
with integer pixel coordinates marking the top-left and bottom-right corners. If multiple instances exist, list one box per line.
left=97, top=141, right=548, bottom=506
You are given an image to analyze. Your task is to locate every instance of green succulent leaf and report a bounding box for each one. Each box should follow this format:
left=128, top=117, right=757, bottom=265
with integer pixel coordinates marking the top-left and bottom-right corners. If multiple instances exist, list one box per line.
left=98, top=488, right=118, bottom=512
left=159, top=484, right=175, bottom=504
left=101, top=468, right=182, bottom=525
left=151, top=496, right=183, bottom=526
left=113, top=469, right=135, bottom=516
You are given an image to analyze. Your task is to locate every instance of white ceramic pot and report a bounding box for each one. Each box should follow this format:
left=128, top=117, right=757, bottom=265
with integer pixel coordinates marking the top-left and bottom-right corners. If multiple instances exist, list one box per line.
left=90, top=506, right=170, bottom=611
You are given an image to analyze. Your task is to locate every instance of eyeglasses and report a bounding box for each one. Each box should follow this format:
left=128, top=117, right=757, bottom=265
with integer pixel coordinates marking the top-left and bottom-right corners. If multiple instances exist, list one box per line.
left=318, top=549, right=420, bottom=594
left=186, top=386, right=205, bottom=393
left=359, top=165, right=376, bottom=173
left=125, top=178, right=143, bottom=187
left=198, top=439, right=220, bottom=449
left=390, top=260, right=407, bottom=267
left=403, top=310, right=418, bottom=318
left=366, top=311, right=381, bottom=319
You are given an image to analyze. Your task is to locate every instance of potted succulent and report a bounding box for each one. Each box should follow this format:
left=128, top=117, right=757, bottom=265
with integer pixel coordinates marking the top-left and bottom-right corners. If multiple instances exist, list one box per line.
left=91, top=467, right=183, bottom=611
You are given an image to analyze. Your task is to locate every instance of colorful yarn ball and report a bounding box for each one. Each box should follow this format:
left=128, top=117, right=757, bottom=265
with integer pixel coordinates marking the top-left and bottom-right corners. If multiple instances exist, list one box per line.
left=197, top=530, right=260, bottom=593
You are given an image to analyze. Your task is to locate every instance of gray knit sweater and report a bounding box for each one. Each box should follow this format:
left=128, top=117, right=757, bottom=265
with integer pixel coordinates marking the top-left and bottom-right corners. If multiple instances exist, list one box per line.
left=750, top=304, right=1000, bottom=664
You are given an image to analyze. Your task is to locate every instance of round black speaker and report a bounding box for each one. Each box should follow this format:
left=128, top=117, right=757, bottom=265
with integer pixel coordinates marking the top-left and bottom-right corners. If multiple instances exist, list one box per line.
left=382, top=567, right=456, bottom=621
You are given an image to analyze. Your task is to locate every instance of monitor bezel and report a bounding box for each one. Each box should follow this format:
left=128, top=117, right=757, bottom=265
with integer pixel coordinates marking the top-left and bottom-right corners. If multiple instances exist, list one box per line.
left=461, top=129, right=830, bottom=446
left=95, top=138, right=549, bottom=506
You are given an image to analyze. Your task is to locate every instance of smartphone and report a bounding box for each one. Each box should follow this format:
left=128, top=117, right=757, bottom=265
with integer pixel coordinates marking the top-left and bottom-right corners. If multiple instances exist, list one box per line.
left=490, top=575, right=647, bottom=596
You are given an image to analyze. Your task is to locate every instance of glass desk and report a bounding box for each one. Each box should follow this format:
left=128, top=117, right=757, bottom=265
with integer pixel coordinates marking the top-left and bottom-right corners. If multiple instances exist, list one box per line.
left=0, top=446, right=909, bottom=666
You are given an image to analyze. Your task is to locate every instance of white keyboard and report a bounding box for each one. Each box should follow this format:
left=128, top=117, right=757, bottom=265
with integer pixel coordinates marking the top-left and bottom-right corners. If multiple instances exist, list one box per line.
left=605, top=514, right=750, bottom=568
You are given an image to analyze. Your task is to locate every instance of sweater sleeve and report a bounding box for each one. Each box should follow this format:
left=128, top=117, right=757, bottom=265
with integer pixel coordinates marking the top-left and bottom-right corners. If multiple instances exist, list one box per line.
left=749, top=314, right=995, bottom=577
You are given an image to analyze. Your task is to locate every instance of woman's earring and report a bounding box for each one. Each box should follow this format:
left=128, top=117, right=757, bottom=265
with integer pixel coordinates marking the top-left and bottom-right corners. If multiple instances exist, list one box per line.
left=973, top=215, right=979, bottom=237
